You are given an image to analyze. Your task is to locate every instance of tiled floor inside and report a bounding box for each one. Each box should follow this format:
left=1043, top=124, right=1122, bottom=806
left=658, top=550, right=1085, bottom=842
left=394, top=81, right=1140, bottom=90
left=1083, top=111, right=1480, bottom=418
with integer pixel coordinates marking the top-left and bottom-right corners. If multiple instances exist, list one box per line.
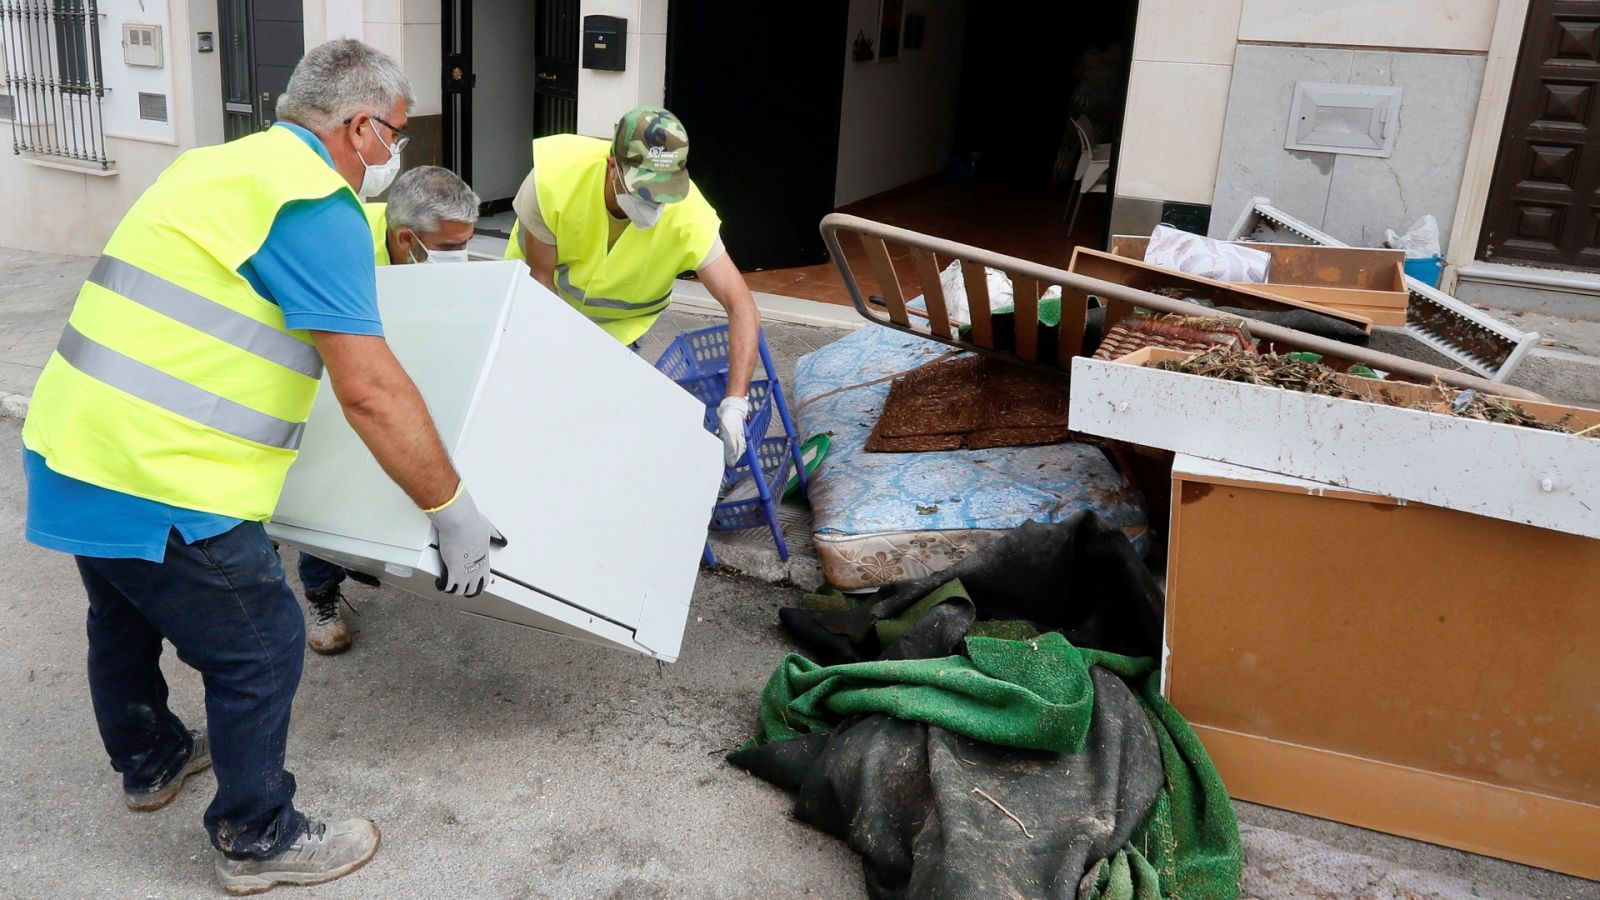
left=744, top=177, right=1105, bottom=307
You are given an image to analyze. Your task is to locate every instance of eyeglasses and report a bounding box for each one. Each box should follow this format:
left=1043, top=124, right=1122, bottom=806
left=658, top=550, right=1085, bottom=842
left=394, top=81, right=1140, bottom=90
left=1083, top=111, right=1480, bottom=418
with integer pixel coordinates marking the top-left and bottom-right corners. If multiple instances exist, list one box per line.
left=344, top=113, right=411, bottom=154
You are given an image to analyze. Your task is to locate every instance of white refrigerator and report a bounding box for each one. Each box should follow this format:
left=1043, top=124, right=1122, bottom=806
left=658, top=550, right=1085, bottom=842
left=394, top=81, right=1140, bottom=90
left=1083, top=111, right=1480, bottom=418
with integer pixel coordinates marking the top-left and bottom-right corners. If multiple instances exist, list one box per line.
left=267, top=261, right=724, bottom=662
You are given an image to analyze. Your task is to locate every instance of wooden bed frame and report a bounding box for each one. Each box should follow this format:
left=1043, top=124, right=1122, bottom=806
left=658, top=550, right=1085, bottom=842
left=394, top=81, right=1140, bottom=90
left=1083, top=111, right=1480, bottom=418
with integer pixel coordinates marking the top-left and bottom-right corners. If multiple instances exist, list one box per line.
left=818, top=213, right=1542, bottom=401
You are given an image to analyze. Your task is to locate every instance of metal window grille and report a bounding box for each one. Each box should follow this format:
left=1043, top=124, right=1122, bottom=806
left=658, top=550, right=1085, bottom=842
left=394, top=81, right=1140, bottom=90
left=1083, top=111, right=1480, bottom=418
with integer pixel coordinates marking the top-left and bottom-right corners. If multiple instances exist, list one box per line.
left=0, top=0, right=112, bottom=168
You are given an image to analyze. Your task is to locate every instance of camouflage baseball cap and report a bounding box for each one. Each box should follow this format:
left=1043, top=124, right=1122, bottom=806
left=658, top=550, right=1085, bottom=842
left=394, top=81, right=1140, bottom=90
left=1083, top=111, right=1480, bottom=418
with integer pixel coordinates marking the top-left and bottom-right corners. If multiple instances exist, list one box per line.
left=612, top=106, right=691, bottom=204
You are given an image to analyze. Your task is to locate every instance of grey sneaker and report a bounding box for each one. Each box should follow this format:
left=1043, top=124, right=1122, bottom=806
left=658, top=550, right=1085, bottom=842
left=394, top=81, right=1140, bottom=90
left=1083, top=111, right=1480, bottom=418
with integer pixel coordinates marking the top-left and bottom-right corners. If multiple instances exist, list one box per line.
left=215, top=817, right=381, bottom=896
left=125, top=730, right=211, bottom=812
left=305, top=586, right=352, bottom=655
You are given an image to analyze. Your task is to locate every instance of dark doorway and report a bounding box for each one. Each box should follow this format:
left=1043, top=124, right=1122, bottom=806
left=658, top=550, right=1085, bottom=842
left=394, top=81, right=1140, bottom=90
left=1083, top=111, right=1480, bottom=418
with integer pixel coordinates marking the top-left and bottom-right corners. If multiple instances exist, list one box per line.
left=666, top=0, right=849, bottom=270
left=1478, top=0, right=1600, bottom=273
left=740, top=0, right=1138, bottom=306
left=218, top=0, right=304, bottom=141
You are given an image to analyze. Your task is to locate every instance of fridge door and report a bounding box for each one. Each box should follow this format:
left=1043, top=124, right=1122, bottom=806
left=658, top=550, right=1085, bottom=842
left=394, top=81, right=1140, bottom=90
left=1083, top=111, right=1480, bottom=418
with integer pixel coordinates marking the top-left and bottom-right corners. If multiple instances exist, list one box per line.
left=269, top=261, right=723, bottom=661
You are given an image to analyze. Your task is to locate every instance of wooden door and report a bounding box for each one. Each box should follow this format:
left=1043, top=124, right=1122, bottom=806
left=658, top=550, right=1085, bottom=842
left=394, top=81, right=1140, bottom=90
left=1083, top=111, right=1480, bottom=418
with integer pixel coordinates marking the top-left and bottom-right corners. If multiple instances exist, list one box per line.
left=1479, top=0, right=1600, bottom=272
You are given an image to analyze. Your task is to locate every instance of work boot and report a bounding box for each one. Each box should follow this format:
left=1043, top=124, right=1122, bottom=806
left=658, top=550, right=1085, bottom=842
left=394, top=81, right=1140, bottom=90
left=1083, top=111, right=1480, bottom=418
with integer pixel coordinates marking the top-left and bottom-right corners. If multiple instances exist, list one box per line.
left=305, top=585, right=352, bottom=655
left=125, top=729, right=211, bottom=812
left=215, top=817, right=381, bottom=896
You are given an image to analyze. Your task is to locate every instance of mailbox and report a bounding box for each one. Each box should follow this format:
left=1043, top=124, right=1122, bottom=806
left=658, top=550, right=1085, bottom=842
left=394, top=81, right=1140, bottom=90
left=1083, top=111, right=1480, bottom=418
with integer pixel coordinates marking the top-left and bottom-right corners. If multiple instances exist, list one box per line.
left=582, top=15, right=627, bottom=71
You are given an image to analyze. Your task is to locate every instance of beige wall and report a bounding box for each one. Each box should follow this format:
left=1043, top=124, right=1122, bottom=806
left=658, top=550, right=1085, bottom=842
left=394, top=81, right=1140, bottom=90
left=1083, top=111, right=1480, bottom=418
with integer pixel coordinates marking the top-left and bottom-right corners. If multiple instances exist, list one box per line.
left=1116, top=0, right=1243, bottom=204
left=1116, top=0, right=1506, bottom=208
left=1237, top=0, right=1499, bottom=52
left=0, top=0, right=222, bottom=255
left=577, top=0, right=670, bottom=138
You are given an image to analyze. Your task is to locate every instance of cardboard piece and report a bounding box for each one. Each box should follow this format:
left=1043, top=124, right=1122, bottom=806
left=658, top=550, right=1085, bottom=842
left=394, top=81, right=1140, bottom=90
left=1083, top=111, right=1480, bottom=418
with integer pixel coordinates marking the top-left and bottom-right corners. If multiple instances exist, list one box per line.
left=1112, top=235, right=1408, bottom=326
left=1164, top=453, right=1600, bottom=880
left=267, top=261, right=725, bottom=662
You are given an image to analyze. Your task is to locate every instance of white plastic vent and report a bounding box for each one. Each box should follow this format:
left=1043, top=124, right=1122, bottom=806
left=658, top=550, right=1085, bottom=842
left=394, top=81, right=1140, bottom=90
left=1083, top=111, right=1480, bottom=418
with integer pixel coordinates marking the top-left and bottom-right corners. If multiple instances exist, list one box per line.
left=1285, top=82, right=1403, bottom=158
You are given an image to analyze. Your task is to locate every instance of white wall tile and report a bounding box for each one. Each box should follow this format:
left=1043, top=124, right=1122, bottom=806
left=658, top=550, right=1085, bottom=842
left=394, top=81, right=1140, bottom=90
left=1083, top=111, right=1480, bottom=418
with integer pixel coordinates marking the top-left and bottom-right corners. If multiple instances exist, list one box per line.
left=1115, top=60, right=1235, bottom=205
left=1238, top=0, right=1499, bottom=52
left=1209, top=44, right=1353, bottom=236
left=1133, top=0, right=1243, bottom=65
left=365, top=0, right=403, bottom=25
left=636, top=32, right=667, bottom=107
left=403, top=0, right=442, bottom=25
left=364, top=22, right=404, bottom=60
left=403, top=22, right=443, bottom=116
left=640, top=0, right=669, bottom=35
left=1322, top=51, right=1485, bottom=248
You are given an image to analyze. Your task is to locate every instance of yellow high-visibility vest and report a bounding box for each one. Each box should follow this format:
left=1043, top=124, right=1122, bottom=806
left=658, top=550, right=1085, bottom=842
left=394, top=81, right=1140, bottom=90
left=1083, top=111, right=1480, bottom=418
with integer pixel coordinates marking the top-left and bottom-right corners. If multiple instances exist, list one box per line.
left=364, top=202, right=392, bottom=266
left=22, top=126, right=361, bottom=521
left=504, top=134, right=720, bottom=344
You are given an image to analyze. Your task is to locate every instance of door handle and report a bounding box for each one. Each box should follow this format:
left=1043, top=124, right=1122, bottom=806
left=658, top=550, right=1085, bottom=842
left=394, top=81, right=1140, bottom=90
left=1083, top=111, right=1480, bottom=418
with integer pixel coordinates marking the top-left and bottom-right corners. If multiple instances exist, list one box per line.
left=260, top=91, right=272, bottom=125
left=537, top=72, right=557, bottom=82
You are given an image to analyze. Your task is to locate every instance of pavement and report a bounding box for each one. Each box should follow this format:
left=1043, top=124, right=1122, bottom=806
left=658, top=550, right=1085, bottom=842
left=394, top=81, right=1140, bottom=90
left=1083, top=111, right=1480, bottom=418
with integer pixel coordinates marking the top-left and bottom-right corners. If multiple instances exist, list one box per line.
left=2, top=246, right=1599, bottom=898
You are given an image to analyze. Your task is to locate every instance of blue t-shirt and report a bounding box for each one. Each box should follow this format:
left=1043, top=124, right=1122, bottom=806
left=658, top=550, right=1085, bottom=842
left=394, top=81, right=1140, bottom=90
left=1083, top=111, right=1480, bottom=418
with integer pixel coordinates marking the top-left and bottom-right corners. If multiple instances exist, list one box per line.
left=24, top=123, right=383, bottom=563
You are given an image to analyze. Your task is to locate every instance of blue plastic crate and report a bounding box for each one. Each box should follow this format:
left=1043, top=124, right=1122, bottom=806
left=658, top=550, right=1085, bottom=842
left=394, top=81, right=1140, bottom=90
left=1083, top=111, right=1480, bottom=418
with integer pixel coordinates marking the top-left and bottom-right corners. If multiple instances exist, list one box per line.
left=656, top=326, right=776, bottom=439
left=1403, top=255, right=1444, bottom=289
left=709, top=436, right=794, bottom=532
left=655, top=323, right=736, bottom=383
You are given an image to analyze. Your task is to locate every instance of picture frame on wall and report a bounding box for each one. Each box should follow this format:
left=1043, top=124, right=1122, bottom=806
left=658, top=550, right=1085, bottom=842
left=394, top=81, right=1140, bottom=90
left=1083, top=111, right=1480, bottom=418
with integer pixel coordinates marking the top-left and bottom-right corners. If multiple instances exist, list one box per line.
left=878, top=0, right=903, bottom=60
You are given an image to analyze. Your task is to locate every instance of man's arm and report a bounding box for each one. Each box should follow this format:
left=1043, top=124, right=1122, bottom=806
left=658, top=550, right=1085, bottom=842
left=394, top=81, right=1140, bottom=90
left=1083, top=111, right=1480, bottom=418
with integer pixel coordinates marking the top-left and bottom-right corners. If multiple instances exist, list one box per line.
left=310, top=330, right=458, bottom=510
left=697, top=252, right=760, bottom=398
left=521, top=224, right=559, bottom=295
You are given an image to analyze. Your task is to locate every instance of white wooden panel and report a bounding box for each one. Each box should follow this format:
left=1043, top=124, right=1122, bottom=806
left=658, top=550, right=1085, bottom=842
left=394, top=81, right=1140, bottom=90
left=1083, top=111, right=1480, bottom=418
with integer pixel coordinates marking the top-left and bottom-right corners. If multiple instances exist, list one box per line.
left=269, top=261, right=724, bottom=661
left=1069, top=357, right=1600, bottom=539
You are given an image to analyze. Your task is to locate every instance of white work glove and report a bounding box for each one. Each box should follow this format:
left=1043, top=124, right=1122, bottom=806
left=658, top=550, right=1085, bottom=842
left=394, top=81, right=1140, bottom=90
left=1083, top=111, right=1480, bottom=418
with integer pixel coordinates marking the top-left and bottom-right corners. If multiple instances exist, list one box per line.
left=717, top=395, right=751, bottom=467
left=426, top=484, right=506, bottom=598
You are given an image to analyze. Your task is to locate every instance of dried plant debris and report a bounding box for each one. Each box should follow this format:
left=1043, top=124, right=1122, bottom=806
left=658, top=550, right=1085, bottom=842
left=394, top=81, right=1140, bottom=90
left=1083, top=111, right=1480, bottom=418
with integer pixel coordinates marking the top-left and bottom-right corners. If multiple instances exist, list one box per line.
left=1153, top=348, right=1594, bottom=438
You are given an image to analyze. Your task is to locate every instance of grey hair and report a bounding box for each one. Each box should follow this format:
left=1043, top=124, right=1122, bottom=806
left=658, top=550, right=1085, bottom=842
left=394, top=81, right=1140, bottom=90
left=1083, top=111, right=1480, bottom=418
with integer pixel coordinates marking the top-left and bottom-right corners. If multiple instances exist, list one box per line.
left=386, top=166, right=481, bottom=233
left=275, top=39, right=414, bottom=132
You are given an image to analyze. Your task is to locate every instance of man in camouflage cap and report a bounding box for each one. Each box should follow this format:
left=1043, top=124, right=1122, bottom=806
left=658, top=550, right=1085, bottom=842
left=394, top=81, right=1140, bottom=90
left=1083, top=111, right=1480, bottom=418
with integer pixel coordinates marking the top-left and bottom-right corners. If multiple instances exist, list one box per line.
left=507, top=105, right=762, bottom=467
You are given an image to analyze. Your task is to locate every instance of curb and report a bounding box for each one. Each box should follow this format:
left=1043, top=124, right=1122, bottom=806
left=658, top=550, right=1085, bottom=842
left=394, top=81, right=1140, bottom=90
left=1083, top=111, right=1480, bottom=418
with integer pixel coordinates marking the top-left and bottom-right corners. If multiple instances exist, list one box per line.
left=0, top=391, right=27, bottom=421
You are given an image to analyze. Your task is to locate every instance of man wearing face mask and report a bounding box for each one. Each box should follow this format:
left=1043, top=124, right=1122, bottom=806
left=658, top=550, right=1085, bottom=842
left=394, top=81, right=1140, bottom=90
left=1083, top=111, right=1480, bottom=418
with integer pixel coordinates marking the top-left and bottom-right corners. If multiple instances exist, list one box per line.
left=506, top=106, right=763, bottom=467
left=295, top=165, right=481, bottom=655
left=365, top=165, right=480, bottom=266
left=20, top=39, right=502, bottom=893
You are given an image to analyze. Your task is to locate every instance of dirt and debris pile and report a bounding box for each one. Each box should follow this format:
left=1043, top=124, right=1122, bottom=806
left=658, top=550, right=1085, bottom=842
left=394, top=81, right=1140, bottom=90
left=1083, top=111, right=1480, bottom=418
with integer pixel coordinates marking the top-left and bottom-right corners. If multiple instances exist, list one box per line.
left=1155, top=348, right=1594, bottom=437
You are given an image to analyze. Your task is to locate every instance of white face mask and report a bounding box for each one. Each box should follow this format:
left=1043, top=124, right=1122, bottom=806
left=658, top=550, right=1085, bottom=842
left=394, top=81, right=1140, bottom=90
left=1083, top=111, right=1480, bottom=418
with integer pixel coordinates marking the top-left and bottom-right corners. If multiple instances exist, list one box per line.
left=424, top=248, right=470, bottom=264
left=356, top=133, right=403, bottom=199
left=408, top=243, right=470, bottom=265
left=613, top=170, right=664, bottom=229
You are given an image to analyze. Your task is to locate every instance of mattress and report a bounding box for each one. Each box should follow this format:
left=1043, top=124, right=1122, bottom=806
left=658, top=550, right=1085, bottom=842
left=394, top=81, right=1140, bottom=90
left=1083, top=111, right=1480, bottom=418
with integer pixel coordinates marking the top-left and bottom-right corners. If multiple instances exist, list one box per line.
left=795, top=322, right=1149, bottom=591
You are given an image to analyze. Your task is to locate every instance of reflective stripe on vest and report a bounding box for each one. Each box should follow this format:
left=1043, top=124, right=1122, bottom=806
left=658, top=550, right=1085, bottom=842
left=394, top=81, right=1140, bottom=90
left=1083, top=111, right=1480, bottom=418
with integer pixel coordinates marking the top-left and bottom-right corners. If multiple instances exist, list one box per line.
left=56, top=324, right=305, bottom=450
left=87, top=255, right=324, bottom=379
left=21, top=125, right=357, bottom=521
left=555, top=264, right=671, bottom=313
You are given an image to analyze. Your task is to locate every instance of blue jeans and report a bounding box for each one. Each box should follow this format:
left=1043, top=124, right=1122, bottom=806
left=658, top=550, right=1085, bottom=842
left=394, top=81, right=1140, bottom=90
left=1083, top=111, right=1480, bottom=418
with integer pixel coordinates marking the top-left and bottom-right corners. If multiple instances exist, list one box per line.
left=297, top=553, right=346, bottom=596
left=77, top=522, right=306, bottom=860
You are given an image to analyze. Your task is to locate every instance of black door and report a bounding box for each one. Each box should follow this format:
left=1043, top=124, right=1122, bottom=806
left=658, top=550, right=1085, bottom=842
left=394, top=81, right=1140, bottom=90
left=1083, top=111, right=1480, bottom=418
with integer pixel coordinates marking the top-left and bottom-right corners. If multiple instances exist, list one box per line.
left=534, top=0, right=579, bottom=136
left=219, top=0, right=304, bottom=140
left=442, top=0, right=473, bottom=181
left=666, top=0, right=848, bottom=270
